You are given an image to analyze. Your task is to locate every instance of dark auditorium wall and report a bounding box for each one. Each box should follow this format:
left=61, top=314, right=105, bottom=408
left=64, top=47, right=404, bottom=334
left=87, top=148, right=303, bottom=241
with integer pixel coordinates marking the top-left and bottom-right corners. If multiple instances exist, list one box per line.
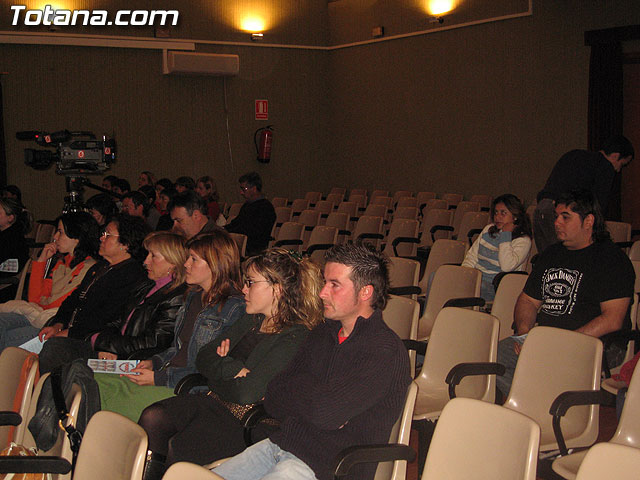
left=323, top=0, right=640, bottom=204
left=1, top=0, right=639, bottom=221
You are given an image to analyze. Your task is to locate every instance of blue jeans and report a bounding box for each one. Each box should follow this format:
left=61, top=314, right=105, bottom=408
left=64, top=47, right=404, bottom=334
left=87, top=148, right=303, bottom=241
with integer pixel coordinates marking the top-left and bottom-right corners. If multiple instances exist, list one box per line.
left=496, top=336, right=525, bottom=397
left=212, top=439, right=318, bottom=480
left=0, top=312, right=40, bottom=351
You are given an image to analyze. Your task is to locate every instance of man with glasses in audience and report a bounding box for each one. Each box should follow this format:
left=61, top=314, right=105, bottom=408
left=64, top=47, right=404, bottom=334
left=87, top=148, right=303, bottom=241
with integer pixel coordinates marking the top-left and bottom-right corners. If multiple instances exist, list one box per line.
left=225, top=171, right=276, bottom=256
left=212, top=242, right=411, bottom=480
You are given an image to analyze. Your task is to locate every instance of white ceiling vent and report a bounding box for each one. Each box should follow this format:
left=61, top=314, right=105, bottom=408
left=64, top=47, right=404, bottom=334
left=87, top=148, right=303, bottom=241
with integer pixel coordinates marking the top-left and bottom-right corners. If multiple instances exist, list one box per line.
left=163, top=51, right=239, bottom=76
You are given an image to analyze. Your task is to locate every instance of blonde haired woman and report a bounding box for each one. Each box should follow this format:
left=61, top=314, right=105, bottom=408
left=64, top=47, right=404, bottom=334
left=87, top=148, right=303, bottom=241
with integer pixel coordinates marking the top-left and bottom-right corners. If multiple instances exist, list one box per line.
left=138, top=248, right=324, bottom=479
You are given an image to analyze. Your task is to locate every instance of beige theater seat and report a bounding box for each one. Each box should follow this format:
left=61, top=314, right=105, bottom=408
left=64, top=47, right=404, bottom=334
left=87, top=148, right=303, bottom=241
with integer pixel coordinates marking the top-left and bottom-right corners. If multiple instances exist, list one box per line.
left=575, top=443, right=640, bottom=480
left=382, top=295, right=419, bottom=374
left=421, top=397, right=539, bottom=480
left=164, top=462, right=225, bottom=480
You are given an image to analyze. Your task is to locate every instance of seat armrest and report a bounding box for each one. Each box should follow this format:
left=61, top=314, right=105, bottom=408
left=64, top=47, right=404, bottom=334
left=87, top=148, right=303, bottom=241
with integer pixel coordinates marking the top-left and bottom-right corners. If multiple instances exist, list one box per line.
left=306, top=244, right=335, bottom=256
left=0, top=457, right=72, bottom=475
left=446, top=362, right=505, bottom=399
left=430, top=225, right=453, bottom=243
left=174, top=373, right=208, bottom=395
left=356, top=233, right=384, bottom=242
left=333, top=444, right=416, bottom=478
left=467, top=228, right=482, bottom=245
left=391, top=237, right=420, bottom=257
left=549, top=389, right=608, bottom=456
left=443, top=297, right=486, bottom=308
left=388, top=286, right=421, bottom=296
left=0, top=411, right=22, bottom=426
left=242, top=404, right=273, bottom=447
left=273, top=239, right=303, bottom=248
left=403, top=339, right=427, bottom=356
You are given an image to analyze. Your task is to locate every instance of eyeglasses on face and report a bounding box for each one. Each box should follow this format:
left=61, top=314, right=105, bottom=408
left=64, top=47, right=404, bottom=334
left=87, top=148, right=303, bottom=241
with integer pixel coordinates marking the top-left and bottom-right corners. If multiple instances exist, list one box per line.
left=101, top=231, right=120, bottom=239
left=243, top=278, right=269, bottom=288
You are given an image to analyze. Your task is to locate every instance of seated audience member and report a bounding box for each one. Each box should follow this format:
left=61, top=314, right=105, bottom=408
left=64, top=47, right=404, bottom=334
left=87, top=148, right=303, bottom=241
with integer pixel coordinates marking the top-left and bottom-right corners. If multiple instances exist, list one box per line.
left=496, top=190, right=635, bottom=397
left=102, top=175, right=119, bottom=192
left=113, top=178, right=131, bottom=197
left=1, top=185, right=23, bottom=204
left=138, top=248, right=324, bottom=478
left=122, top=191, right=147, bottom=219
left=212, top=242, right=411, bottom=480
left=195, top=175, right=221, bottom=221
left=37, top=214, right=150, bottom=373
left=0, top=212, right=99, bottom=350
left=169, top=191, right=220, bottom=239
left=155, top=178, right=174, bottom=197
left=0, top=198, right=31, bottom=300
left=139, top=171, right=157, bottom=188
left=156, top=188, right=178, bottom=231
left=175, top=176, right=196, bottom=193
left=139, top=185, right=162, bottom=230
left=461, top=194, right=532, bottom=302
left=95, top=230, right=245, bottom=423
left=224, top=172, right=276, bottom=256
left=86, top=193, right=118, bottom=227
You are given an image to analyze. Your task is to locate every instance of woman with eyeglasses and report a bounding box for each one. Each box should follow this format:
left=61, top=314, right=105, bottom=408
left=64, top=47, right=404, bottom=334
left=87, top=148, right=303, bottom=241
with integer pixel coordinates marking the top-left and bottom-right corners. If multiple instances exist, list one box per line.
left=137, top=248, right=324, bottom=480
left=38, top=214, right=150, bottom=373
left=95, top=230, right=245, bottom=424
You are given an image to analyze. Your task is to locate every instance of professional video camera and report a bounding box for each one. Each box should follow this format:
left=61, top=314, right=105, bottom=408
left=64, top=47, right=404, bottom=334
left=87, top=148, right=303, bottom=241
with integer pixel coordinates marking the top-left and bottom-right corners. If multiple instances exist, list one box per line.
left=17, top=130, right=116, bottom=175
left=16, top=130, right=118, bottom=213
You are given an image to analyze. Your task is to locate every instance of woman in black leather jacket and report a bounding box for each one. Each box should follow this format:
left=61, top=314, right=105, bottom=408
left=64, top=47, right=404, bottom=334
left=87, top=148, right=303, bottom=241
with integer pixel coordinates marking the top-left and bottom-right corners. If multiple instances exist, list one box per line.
left=93, top=231, right=188, bottom=359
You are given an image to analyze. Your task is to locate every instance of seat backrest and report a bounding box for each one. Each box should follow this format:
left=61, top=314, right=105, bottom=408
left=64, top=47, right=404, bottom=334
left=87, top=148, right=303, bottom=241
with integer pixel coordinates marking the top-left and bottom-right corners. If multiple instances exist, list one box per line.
left=382, top=295, right=419, bottom=341
left=374, top=382, right=418, bottom=480
left=370, top=196, right=393, bottom=209
left=227, top=233, right=247, bottom=258
left=306, top=226, right=338, bottom=263
left=325, top=212, right=349, bottom=231
left=421, top=397, right=540, bottom=480
left=393, top=191, right=413, bottom=204
left=505, top=326, right=602, bottom=450
left=422, top=198, right=447, bottom=217
left=383, top=219, right=419, bottom=257
left=329, top=187, right=346, bottom=197
left=350, top=188, right=368, bottom=197
left=393, top=206, right=418, bottom=221
left=0, top=347, right=39, bottom=447
left=470, top=194, right=493, bottom=211
left=164, top=462, right=226, bottom=480
left=290, top=198, right=310, bottom=215
left=441, top=193, right=463, bottom=209
left=419, top=239, right=467, bottom=295
left=370, top=189, right=389, bottom=200
left=628, top=240, right=640, bottom=261
left=415, top=192, right=437, bottom=212
left=611, top=357, right=640, bottom=447
left=226, top=203, right=243, bottom=221
left=395, top=197, right=417, bottom=209
left=416, top=307, right=499, bottom=416
left=349, top=193, right=367, bottom=210
left=457, top=211, right=489, bottom=244
left=274, top=206, right=292, bottom=225
left=491, top=273, right=529, bottom=340
left=270, top=197, right=288, bottom=209
left=363, top=204, right=387, bottom=219
left=73, top=411, right=148, bottom=480
left=337, top=201, right=358, bottom=218
left=304, top=191, right=322, bottom=206
left=388, top=257, right=420, bottom=298
left=419, top=208, right=453, bottom=248
left=35, top=223, right=56, bottom=243
left=452, top=201, right=480, bottom=236
left=325, top=192, right=344, bottom=207
left=273, top=222, right=304, bottom=252
left=605, top=220, right=631, bottom=243
left=352, top=215, right=383, bottom=248
left=314, top=199, right=335, bottom=217
left=298, top=209, right=320, bottom=228
left=575, top=443, right=640, bottom=480
left=418, top=265, right=481, bottom=340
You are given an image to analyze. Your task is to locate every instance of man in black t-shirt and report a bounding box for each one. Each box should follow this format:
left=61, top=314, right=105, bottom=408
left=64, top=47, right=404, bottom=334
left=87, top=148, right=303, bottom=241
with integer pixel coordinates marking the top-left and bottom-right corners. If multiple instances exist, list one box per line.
left=496, top=190, right=635, bottom=396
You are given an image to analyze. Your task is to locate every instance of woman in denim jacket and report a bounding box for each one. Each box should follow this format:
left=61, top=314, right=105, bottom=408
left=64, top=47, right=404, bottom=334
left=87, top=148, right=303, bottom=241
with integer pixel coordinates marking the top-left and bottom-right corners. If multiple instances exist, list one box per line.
left=96, top=230, right=245, bottom=422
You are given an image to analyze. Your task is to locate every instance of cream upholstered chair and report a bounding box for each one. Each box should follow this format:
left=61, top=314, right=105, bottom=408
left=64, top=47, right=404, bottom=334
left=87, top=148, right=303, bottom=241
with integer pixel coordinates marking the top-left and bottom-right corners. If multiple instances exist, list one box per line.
left=417, top=265, right=481, bottom=341
left=227, top=233, right=247, bottom=258
left=415, top=191, right=436, bottom=214
left=628, top=240, right=640, bottom=261
left=455, top=211, right=489, bottom=245
left=382, top=219, right=419, bottom=258
left=395, top=197, right=417, bottom=209
left=392, top=191, right=413, bottom=204
left=337, top=201, right=359, bottom=230
left=417, top=239, right=467, bottom=296
left=441, top=193, right=462, bottom=209
left=392, top=206, right=418, bottom=221
left=382, top=295, right=419, bottom=374
left=421, top=397, right=539, bottom=480
left=370, top=189, right=389, bottom=200
left=490, top=272, right=529, bottom=340
left=164, top=462, right=225, bottom=480
left=350, top=215, right=384, bottom=249
left=326, top=212, right=349, bottom=244
left=270, top=197, right=288, bottom=209
left=0, top=347, right=39, bottom=447
left=304, top=191, right=322, bottom=207
left=305, top=225, right=338, bottom=264
left=605, top=220, right=631, bottom=244
left=314, top=199, right=335, bottom=224
left=298, top=209, right=321, bottom=248
left=328, top=187, right=346, bottom=199
left=363, top=203, right=388, bottom=220
left=226, top=202, right=243, bottom=222
left=574, top=443, right=640, bottom=480
left=470, top=194, right=493, bottom=211
left=504, top=327, right=602, bottom=453
left=421, top=198, right=447, bottom=218
left=451, top=201, right=480, bottom=237
left=418, top=208, right=453, bottom=249
left=348, top=193, right=367, bottom=213
left=271, top=221, right=304, bottom=252
left=552, top=359, right=640, bottom=479
left=326, top=192, right=345, bottom=206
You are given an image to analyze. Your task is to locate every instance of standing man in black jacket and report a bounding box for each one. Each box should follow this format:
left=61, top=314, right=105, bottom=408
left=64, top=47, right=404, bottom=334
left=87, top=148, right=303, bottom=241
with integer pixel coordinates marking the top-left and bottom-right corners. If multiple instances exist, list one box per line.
left=225, top=172, right=276, bottom=256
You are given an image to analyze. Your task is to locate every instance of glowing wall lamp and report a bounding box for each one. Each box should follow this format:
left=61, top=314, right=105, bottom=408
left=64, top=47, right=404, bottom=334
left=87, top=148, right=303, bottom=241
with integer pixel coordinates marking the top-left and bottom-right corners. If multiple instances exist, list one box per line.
left=241, top=16, right=265, bottom=41
left=426, top=0, right=456, bottom=23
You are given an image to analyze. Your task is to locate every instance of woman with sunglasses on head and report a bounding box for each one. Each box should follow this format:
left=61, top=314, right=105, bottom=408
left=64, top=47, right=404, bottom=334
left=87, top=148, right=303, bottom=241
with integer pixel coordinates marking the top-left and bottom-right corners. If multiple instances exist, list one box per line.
left=0, top=212, right=99, bottom=351
left=95, top=230, right=245, bottom=423
left=137, top=248, right=324, bottom=480
left=38, top=214, right=150, bottom=373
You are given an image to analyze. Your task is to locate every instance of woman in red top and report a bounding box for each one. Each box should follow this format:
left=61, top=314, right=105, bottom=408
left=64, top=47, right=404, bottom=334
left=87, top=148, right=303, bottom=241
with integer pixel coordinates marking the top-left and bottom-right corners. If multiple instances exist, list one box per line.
left=0, top=211, right=100, bottom=350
